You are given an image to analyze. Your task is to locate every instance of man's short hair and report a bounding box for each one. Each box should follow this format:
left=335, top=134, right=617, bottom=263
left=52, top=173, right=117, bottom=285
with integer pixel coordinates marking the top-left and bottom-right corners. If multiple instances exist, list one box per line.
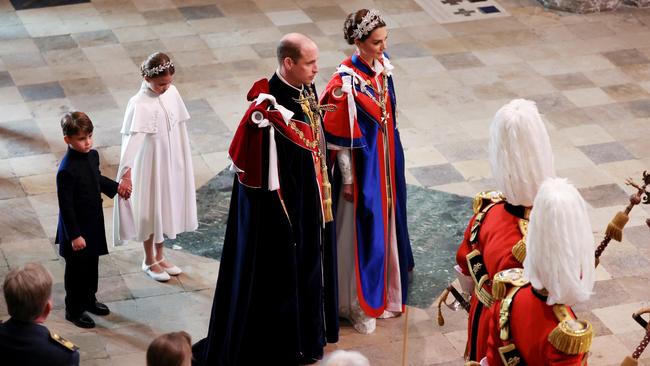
left=60, top=111, right=94, bottom=137
left=276, top=37, right=302, bottom=66
left=3, top=263, right=53, bottom=321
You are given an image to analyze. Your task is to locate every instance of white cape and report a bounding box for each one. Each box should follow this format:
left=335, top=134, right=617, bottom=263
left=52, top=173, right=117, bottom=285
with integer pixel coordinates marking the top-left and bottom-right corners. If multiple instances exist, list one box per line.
left=113, top=83, right=198, bottom=245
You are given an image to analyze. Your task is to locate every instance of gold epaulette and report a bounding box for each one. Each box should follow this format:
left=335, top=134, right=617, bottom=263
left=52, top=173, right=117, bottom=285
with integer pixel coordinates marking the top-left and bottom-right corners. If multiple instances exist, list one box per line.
left=469, top=192, right=505, bottom=244
left=548, top=305, right=593, bottom=355
left=50, top=330, right=79, bottom=352
left=492, top=268, right=529, bottom=301
left=511, top=219, right=528, bottom=264
left=499, top=285, right=524, bottom=341
left=472, top=191, right=506, bottom=214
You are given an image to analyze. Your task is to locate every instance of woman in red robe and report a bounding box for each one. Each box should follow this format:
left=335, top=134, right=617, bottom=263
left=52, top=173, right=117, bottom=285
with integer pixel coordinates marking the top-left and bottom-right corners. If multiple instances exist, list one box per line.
left=320, top=9, right=413, bottom=334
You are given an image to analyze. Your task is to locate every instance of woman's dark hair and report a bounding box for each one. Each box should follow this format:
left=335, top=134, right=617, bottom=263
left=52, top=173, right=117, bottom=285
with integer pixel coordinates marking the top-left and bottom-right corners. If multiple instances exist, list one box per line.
left=343, top=9, right=386, bottom=45
left=140, top=52, right=175, bottom=79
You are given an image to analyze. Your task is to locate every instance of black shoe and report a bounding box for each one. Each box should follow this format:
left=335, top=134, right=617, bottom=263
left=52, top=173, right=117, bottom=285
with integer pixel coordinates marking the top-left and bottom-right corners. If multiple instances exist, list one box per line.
left=65, top=312, right=95, bottom=329
left=87, top=302, right=110, bottom=316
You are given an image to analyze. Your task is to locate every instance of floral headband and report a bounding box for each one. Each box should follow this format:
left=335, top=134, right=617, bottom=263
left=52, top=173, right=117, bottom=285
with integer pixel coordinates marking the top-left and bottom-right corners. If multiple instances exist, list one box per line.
left=142, top=60, right=174, bottom=78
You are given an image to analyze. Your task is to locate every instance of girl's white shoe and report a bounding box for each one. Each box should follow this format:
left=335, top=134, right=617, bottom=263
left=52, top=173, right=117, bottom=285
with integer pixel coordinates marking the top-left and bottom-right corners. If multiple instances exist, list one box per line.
left=142, top=260, right=171, bottom=282
left=159, top=257, right=182, bottom=276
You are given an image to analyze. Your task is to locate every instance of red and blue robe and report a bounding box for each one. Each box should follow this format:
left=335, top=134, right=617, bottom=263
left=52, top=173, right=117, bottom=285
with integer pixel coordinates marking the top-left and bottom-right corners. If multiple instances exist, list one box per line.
left=321, top=53, right=414, bottom=317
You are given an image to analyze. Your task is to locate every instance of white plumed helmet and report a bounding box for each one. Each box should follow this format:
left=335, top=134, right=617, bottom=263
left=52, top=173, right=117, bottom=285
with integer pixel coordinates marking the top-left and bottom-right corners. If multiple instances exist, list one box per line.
left=524, top=177, right=595, bottom=305
left=489, top=99, right=555, bottom=207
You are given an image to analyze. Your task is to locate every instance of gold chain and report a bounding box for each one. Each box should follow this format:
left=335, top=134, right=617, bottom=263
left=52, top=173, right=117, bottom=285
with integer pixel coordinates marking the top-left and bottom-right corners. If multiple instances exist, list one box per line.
left=288, top=120, right=319, bottom=149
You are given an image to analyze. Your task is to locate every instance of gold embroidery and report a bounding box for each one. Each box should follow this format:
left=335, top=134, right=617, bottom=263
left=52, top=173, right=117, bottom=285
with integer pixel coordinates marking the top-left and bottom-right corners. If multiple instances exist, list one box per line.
left=294, top=87, right=334, bottom=222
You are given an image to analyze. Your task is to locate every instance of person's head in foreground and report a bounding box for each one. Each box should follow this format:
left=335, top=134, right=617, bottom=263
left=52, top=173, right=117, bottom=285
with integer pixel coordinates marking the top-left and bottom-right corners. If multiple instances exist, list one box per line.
left=3, top=262, right=53, bottom=323
left=146, top=331, right=192, bottom=366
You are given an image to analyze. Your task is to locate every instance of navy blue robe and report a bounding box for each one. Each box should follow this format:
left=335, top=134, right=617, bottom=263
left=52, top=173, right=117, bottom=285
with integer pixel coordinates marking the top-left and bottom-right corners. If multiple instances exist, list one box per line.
left=193, top=74, right=338, bottom=366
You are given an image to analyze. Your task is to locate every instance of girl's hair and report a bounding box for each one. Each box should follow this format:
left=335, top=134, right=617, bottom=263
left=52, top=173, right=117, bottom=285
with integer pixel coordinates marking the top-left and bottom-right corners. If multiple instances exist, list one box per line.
left=343, top=9, right=386, bottom=45
left=140, top=52, right=175, bottom=79
left=146, top=331, right=192, bottom=366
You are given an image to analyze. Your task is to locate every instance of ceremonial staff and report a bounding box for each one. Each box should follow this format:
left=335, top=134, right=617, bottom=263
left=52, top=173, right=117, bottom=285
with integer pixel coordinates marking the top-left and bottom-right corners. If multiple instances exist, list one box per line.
left=595, top=171, right=650, bottom=266
left=620, top=307, right=650, bottom=365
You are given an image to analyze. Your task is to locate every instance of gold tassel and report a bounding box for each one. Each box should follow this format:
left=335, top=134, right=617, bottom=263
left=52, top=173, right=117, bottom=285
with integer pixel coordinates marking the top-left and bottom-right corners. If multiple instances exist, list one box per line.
left=512, top=240, right=526, bottom=263
left=437, top=289, right=450, bottom=326
left=606, top=211, right=629, bottom=242
left=548, top=320, right=593, bottom=355
left=322, top=181, right=333, bottom=223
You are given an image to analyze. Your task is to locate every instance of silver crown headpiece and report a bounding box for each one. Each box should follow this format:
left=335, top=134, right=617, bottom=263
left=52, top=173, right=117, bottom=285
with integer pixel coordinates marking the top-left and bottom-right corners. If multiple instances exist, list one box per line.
left=143, top=61, right=174, bottom=78
left=351, top=9, right=383, bottom=40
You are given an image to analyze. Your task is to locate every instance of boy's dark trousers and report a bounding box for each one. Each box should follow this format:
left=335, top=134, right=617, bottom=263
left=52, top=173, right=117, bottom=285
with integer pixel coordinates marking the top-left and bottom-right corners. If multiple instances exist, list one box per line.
left=64, top=254, right=99, bottom=317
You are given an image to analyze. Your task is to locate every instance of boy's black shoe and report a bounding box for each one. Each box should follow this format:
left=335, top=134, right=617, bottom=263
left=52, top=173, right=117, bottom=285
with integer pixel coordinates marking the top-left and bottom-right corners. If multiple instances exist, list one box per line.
left=87, top=302, right=110, bottom=316
left=65, top=312, right=95, bottom=329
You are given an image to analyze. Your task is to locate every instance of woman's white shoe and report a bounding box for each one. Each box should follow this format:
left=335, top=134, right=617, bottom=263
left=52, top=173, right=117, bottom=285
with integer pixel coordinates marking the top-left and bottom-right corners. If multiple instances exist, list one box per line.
left=159, top=257, right=182, bottom=276
left=142, top=260, right=171, bottom=282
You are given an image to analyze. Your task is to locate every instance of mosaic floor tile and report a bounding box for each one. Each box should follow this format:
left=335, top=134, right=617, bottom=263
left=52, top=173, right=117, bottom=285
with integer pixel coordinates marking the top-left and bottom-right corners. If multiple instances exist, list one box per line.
left=623, top=99, right=650, bottom=118
left=0, top=71, right=13, bottom=88
left=603, top=48, right=650, bottom=67
left=17, top=81, right=65, bottom=101
left=178, top=4, right=224, bottom=20
left=546, top=72, right=596, bottom=91
left=409, top=163, right=466, bottom=187
left=435, top=51, right=484, bottom=70
left=218, top=0, right=261, bottom=16
left=601, top=83, right=650, bottom=102
left=579, top=141, right=635, bottom=165
left=72, top=29, right=119, bottom=48
left=33, top=34, right=78, bottom=53
left=0, top=197, right=46, bottom=242
left=578, top=183, right=631, bottom=209
left=528, top=92, right=577, bottom=113
left=266, top=9, right=312, bottom=26
left=563, top=87, right=615, bottom=108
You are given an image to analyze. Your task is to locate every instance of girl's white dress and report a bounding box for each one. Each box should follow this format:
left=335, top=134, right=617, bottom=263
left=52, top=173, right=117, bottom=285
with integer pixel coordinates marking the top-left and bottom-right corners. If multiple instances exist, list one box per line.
left=113, top=82, right=198, bottom=245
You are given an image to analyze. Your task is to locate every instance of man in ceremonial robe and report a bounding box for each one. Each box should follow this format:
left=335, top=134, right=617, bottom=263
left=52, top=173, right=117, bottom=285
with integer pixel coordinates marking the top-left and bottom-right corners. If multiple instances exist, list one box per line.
left=192, top=33, right=338, bottom=366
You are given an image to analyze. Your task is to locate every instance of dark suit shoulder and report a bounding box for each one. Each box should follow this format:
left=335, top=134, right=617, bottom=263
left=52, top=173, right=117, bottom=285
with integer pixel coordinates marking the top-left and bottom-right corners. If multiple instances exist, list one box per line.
left=0, top=320, right=79, bottom=366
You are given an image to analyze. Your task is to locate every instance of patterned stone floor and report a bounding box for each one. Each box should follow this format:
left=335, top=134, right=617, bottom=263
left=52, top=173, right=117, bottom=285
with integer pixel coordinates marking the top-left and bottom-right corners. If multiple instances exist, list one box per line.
left=2, top=0, right=650, bottom=365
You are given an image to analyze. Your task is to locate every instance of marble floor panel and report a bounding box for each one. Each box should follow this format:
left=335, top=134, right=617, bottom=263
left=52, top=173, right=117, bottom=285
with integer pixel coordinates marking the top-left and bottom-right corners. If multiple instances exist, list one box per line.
left=2, top=0, right=650, bottom=365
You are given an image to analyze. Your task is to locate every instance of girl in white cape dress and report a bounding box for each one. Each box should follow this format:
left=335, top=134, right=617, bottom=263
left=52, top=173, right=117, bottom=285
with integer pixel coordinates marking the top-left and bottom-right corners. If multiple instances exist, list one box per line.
left=113, top=52, right=197, bottom=282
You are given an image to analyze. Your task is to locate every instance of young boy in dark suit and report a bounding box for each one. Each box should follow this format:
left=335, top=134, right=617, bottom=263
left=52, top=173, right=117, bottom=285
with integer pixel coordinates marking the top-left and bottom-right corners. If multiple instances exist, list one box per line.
left=56, top=111, right=130, bottom=328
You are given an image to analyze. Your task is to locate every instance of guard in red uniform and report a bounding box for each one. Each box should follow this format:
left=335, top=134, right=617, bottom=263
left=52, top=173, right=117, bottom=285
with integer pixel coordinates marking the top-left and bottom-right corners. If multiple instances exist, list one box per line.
left=455, top=99, right=556, bottom=363
left=484, top=178, right=595, bottom=365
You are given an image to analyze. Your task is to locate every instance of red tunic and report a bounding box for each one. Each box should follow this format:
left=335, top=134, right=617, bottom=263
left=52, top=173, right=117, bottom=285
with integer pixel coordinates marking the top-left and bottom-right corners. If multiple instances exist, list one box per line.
left=485, top=286, right=587, bottom=365
left=456, top=202, right=525, bottom=361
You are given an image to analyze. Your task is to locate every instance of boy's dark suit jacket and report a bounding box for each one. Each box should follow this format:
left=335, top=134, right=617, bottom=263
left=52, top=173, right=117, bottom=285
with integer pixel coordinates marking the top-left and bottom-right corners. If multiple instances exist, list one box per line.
left=55, top=148, right=118, bottom=258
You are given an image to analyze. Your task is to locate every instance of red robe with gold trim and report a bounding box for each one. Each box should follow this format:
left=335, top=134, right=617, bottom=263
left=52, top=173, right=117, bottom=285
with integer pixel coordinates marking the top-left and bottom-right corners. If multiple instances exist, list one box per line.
left=456, top=203, right=525, bottom=361
left=485, top=286, right=587, bottom=365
